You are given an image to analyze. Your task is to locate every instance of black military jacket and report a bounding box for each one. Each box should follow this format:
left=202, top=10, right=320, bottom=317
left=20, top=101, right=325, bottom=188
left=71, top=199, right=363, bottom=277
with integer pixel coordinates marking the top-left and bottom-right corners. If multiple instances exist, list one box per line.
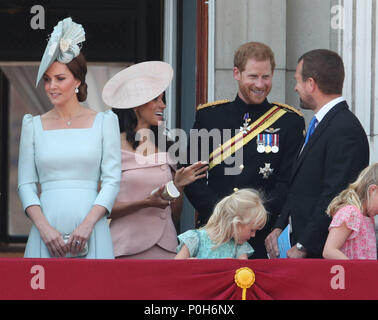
left=184, top=95, right=305, bottom=258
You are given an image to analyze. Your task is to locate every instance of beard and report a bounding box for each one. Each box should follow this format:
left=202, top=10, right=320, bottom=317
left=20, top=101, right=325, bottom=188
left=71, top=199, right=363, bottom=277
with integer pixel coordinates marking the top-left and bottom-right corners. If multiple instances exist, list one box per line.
left=239, top=85, right=271, bottom=105
left=299, top=98, right=310, bottom=110
left=299, top=95, right=316, bottom=111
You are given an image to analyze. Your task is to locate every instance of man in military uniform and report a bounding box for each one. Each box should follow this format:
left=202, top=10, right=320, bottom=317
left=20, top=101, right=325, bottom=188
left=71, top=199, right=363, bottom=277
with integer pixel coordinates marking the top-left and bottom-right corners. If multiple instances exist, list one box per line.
left=184, top=41, right=305, bottom=259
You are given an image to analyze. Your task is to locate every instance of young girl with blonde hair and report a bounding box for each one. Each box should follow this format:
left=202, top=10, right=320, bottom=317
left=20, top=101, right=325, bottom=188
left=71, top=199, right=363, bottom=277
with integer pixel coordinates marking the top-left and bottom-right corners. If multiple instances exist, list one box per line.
left=323, top=163, right=378, bottom=260
left=175, top=188, right=267, bottom=259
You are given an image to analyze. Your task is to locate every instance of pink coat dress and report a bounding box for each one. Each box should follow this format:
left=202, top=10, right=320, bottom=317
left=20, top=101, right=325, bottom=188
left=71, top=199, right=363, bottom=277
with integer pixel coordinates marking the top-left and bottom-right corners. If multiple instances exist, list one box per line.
left=109, top=150, right=178, bottom=258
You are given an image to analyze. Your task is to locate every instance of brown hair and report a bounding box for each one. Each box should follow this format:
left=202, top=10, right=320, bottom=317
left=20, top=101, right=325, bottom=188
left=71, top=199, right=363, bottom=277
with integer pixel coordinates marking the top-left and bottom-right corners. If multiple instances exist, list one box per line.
left=234, top=42, right=275, bottom=72
left=298, top=49, right=344, bottom=95
left=66, top=53, right=88, bottom=102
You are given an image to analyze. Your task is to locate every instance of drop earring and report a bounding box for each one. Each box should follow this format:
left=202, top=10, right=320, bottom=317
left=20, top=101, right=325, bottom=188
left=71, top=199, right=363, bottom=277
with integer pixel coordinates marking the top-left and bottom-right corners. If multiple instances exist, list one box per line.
left=75, top=87, right=79, bottom=94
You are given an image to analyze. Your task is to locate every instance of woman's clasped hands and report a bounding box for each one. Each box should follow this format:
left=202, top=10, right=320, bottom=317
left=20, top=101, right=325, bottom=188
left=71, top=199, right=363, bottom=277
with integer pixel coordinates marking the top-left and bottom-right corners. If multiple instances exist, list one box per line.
left=39, top=220, right=92, bottom=258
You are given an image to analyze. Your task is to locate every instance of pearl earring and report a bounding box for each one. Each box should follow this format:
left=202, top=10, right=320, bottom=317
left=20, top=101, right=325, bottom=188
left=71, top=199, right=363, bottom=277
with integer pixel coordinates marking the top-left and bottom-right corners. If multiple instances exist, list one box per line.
left=75, top=87, right=79, bottom=94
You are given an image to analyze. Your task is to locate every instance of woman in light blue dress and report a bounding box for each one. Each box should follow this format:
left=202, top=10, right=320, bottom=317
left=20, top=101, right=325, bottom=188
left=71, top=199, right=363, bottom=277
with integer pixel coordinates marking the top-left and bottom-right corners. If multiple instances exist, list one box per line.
left=17, top=18, right=121, bottom=259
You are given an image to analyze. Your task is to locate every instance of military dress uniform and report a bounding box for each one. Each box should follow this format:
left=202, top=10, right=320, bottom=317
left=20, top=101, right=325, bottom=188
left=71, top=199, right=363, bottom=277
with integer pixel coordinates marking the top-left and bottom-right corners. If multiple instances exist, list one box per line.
left=184, top=95, right=305, bottom=259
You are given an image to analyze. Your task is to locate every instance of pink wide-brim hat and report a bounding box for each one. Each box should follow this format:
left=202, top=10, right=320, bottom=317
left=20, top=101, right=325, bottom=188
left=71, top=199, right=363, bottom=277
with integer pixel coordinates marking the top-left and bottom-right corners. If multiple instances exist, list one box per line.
left=102, top=61, right=173, bottom=109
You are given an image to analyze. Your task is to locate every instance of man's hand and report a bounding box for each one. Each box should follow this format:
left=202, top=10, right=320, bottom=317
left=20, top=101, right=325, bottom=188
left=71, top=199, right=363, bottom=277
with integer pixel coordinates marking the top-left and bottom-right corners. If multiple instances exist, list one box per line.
left=265, top=228, right=282, bottom=258
left=287, top=245, right=307, bottom=258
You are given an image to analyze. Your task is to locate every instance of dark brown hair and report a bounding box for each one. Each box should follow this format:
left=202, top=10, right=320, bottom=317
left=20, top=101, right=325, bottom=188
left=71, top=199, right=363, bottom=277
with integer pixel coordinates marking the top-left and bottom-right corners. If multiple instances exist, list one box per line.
left=112, top=107, right=175, bottom=152
left=112, top=108, right=139, bottom=149
left=234, top=42, right=275, bottom=72
left=298, top=49, right=344, bottom=95
left=66, top=52, right=88, bottom=102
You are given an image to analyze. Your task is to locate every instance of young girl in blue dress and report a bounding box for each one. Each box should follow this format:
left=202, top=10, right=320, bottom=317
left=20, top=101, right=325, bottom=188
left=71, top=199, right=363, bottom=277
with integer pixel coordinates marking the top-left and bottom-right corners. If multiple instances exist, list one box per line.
left=175, top=189, right=267, bottom=259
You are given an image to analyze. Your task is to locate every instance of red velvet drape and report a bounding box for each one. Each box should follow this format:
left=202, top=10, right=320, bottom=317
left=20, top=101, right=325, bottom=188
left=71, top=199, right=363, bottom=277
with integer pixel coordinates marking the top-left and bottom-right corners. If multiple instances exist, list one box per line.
left=0, top=258, right=376, bottom=300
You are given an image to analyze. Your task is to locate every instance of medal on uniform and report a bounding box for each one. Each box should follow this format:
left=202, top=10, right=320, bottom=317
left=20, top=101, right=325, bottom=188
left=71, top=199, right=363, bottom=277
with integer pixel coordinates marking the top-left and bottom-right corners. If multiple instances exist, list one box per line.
left=272, top=134, right=279, bottom=153
left=259, top=163, right=274, bottom=179
left=257, top=134, right=265, bottom=153
left=265, top=134, right=272, bottom=153
left=243, top=113, right=250, bottom=126
left=240, top=113, right=251, bottom=135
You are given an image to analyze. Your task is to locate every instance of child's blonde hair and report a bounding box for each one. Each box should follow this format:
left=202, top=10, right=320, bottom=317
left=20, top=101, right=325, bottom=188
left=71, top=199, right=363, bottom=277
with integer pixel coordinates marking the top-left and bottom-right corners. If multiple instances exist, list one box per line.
left=204, top=188, right=267, bottom=248
left=327, top=163, right=378, bottom=217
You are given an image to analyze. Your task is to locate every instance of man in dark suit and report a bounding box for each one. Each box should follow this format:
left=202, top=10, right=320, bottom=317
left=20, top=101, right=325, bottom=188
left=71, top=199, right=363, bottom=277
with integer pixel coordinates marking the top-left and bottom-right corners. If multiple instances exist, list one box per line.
left=183, top=42, right=305, bottom=259
left=265, top=49, right=370, bottom=258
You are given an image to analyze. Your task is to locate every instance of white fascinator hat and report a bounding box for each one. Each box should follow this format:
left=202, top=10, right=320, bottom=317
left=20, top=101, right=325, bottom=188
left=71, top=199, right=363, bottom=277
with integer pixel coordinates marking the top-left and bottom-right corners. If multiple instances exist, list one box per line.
left=36, top=17, right=86, bottom=87
left=102, top=61, right=173, bottom=109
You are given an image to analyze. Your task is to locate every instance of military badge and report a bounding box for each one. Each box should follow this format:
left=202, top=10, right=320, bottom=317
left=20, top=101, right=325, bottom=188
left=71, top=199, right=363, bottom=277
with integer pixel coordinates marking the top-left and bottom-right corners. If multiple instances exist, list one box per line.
left=259, top=163, right=274, bottom=179
left=264, top=127, right=281, bottom=133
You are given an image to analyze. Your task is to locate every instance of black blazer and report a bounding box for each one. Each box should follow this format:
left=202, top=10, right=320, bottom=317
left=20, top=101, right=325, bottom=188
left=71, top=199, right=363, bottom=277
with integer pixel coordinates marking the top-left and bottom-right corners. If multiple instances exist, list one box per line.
left=275, top=101, right=370, bottom=257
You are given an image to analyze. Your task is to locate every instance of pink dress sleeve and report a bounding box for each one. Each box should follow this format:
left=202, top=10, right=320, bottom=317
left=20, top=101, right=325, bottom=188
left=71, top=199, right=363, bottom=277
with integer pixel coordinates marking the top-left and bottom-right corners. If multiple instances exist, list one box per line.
left=329, top=205, right=362, bottom=240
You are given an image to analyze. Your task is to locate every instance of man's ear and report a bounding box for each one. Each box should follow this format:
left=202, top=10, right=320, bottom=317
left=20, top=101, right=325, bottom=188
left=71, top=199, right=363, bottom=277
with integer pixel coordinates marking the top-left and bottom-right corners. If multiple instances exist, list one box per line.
left=306, top=77, right=316, bottom=93
left=233, top=67, right=241, bottom=81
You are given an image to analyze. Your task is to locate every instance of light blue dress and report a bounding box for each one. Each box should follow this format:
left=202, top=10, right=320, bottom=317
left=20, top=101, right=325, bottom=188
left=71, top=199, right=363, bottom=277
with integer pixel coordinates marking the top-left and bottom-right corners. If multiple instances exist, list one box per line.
left=18, top=110, right=121, bottom=259
left=177, top=229, right=254, bottom=259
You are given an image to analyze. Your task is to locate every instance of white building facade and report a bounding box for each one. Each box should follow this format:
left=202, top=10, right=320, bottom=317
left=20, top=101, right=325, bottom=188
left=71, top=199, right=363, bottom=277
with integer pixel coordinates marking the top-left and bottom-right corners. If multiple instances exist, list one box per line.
left=208, top=0, right=377, bottom=164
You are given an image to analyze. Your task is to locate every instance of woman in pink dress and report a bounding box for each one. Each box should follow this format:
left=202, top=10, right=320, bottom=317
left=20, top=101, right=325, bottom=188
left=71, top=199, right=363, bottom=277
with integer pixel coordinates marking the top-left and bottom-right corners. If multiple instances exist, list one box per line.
left=323, top=163, right=378, bottom=259
left=102, top=61, right=208, bottom=258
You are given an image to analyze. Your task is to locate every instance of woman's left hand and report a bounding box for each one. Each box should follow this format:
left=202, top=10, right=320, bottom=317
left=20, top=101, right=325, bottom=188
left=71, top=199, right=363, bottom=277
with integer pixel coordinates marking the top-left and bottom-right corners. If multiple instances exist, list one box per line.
left=174, top=161, right=208, bottom=190
left=67, top=221, right=94, bottom=254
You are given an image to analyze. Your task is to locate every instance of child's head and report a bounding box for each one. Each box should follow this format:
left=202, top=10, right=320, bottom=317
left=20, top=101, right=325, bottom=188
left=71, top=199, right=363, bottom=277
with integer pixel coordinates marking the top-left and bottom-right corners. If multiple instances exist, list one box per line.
left=327, top=163, right=378, bottom=217
left=205, top=188, right=267, bottom=247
